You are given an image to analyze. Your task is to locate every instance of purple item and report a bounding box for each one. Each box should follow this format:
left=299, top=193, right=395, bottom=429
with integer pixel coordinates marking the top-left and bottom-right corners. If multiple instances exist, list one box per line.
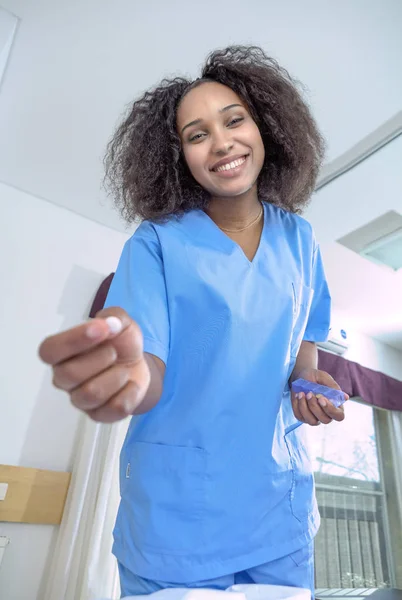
left=292, top=378, right=346, bottom=408
left=89, top=273, right=114, bottom=318
left=318, top=350, right=402, bottom=412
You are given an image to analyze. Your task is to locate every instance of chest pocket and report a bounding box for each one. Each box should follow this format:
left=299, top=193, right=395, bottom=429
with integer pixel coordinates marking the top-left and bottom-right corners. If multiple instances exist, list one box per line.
left=290, top=280, right=314, bottom=358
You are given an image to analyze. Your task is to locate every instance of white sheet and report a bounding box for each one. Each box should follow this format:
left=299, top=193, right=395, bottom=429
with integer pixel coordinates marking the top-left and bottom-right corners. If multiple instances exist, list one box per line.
left=99, top=583, right=310, bottom=600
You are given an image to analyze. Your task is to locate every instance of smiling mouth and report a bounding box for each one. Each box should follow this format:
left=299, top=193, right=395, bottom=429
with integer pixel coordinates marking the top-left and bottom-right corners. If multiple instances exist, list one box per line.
left=212, top=155, right=248, bottom=173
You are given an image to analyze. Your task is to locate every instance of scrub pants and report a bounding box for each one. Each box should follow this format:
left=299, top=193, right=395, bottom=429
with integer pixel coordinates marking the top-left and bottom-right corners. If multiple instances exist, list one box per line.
left=118, top=541, right=315, bottom=599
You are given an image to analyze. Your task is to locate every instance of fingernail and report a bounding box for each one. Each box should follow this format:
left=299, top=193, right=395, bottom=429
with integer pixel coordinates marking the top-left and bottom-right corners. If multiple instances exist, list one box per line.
left=306, top=392, right=313, bottom=400
left=318, top=397, right=327, bottom=407
left=106, top=316, right=123, bottom=335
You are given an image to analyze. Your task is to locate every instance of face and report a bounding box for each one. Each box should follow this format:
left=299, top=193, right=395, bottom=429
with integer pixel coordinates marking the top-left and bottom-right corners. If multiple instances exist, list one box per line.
left=177, top=82, right=265, bottom=199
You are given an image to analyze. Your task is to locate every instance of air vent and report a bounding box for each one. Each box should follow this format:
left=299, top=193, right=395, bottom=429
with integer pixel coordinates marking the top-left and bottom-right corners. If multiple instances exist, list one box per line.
left=338, top=210, right=402, bottom=271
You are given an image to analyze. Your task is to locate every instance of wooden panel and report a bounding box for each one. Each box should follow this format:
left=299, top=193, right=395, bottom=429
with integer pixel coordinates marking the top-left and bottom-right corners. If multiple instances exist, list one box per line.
left=0, top=464, right=71, bottom=525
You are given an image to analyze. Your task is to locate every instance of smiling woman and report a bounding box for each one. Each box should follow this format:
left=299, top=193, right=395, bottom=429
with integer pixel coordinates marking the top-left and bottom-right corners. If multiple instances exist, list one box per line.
left=103, top=46, right=325, bottom=223
left=39, top=45, right=339, bottom=600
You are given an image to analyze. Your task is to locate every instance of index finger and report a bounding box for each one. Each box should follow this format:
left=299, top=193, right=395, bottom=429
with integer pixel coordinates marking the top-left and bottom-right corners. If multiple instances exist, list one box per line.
left=38, top=316, right=121, bottom=366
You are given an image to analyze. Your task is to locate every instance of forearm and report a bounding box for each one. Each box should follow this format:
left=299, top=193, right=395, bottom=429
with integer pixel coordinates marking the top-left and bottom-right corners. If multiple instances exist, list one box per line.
left=133, top=352, right=166, bottom=415
left=289, top=341, right=318, bottom=383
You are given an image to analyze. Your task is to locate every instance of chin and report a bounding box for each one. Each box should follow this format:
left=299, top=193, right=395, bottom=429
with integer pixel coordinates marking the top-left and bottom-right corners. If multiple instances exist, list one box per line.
left=212, top=182, right=256, bottom=199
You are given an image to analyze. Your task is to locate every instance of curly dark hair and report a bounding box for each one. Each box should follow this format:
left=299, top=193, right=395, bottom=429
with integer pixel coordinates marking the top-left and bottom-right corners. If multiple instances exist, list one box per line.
left=104, top=46, right=325, bottom=223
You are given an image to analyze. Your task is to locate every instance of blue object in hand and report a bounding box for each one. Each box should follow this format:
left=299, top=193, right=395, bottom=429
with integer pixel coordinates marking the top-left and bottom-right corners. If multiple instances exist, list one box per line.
left=291, top=378, right=346, bottom=408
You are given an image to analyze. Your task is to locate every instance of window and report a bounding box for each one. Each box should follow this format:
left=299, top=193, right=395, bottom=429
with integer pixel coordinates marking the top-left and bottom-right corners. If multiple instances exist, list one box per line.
left=309, top=400, right=395, bottom=589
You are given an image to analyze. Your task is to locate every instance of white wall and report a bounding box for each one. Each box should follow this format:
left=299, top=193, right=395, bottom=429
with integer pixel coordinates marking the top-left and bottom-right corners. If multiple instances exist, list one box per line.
left=345, top=331, right=402, bottom=382
left=0, top=181, right=128, bottom=600
left=0, top=6, right=17, bottom=85
left=331, top=308, right=402, bottom=381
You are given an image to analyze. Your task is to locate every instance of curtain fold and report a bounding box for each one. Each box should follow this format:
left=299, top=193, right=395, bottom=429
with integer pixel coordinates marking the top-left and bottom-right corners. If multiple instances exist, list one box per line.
left=42, top=415, right=128, bottom=600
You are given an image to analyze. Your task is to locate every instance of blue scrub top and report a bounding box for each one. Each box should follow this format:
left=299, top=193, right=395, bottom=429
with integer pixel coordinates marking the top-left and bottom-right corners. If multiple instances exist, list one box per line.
left=105, top=202, right=331, bottom=583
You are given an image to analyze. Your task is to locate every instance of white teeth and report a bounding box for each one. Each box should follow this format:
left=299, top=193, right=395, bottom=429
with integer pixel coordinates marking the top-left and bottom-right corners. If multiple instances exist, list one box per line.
left=215, top=156, right=246, bottom=172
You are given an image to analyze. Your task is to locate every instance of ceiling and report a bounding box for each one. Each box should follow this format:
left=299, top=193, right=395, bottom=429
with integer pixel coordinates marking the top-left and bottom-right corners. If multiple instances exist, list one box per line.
left=1, top=0, right=402, bottom=351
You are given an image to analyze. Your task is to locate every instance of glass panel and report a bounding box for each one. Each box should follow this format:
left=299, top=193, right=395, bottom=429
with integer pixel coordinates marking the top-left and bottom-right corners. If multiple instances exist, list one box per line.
left=310, top=400, right=391, bottom=588
left=308, top=400, right=380, bottom=483
left=315, top=488, right=390, bottom=588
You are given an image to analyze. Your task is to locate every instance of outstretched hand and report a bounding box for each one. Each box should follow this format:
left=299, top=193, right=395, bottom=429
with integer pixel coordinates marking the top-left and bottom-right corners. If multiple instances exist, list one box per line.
left=39, top=307, right=151, bottom=423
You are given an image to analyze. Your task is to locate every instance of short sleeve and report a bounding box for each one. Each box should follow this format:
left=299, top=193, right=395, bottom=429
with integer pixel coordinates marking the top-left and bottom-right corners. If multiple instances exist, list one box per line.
left=303, top=243, right=331, bottom=343
left=104, top=221, right=170, bottom=364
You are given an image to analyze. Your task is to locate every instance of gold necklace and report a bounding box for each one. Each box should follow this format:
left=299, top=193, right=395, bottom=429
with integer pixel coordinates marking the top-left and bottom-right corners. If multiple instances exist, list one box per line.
left=220, top=205, right=263, bottom=233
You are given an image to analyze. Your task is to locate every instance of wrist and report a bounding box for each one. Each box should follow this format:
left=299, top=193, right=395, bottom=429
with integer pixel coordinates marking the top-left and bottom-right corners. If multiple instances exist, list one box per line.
left=290, top=366, right=316, bottom=384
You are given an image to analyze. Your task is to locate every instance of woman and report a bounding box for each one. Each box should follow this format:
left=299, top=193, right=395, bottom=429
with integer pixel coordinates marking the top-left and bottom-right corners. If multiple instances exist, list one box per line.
left=39, top=46, right=348, bottom=598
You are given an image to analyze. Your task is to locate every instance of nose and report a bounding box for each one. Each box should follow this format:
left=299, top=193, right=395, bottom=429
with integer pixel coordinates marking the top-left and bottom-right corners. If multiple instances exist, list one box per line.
left=211, top=128, right=234, bottom=155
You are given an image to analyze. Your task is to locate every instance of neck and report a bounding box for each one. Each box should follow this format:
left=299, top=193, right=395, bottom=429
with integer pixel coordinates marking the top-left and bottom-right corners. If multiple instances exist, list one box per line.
left=206, top=186, right=261, bottom=230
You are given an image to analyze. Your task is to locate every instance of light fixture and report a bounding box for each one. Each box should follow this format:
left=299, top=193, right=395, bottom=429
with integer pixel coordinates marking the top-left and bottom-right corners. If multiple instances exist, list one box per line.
left=360, top=227, right=402, bottom=271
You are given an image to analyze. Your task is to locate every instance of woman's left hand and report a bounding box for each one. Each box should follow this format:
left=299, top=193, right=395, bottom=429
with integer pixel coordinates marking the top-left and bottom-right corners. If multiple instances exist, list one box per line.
left=291, top=368, right=349, bottom=426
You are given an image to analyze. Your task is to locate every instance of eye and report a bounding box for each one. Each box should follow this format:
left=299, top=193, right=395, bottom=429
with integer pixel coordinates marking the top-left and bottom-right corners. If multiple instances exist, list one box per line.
left=189, top=132, right=206, bottom=143
left=227, top=117, right=244, bottom=127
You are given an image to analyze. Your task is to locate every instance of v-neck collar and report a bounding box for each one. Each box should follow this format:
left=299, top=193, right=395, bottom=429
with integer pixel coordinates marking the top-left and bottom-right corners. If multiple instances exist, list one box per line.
left=194, top=202, right=267, bottom=267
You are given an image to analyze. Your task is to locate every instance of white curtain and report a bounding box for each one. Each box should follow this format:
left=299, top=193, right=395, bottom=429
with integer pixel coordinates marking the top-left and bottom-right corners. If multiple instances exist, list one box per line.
left=43, top=414, right=129, bottom=600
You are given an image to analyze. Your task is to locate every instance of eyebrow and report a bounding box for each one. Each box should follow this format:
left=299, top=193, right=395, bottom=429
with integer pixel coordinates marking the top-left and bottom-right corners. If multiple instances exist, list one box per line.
left=180, top=103, right=243, bottom=134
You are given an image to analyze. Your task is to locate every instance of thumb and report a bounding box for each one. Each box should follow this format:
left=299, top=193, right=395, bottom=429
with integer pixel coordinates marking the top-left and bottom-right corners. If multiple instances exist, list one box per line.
left=316, top=369, right=341, bottom=390
left=95, top=306, right=133, bottom=333
left=96, top=306, right=144, bottom=364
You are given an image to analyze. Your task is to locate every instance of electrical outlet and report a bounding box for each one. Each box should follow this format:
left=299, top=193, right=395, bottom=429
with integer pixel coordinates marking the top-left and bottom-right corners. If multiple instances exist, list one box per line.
left=0, top=483, right=8, bottom=501
left=0, top=536, right=10, bottom=571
